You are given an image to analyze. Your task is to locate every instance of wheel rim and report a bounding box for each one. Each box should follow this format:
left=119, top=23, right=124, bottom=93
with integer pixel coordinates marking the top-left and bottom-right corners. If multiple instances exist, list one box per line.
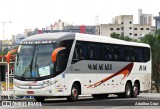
left=134, top=86, right=138, bottom=95
left=126, top=86, right=131, bottom=96
left=72, top=88, right=77, bottom=97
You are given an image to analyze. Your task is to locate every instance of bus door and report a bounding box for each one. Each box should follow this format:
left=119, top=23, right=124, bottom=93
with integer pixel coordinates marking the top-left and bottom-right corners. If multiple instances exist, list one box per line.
left=54, top=40, right=74, bottom=96
left=54, top=50, right=66, bottom=96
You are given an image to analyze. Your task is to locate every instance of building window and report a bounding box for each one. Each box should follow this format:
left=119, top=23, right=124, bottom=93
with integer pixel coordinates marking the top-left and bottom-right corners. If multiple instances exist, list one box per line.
left=117, top=28, right=120, bottom=30
left=121, top=22, right=123, bottom=24
left=110, top=28, right=113, bottom=30
left=134, top=28, right=137, bottom=30
left=129, top=27, right=132, bottom=29
left=121, top=27, right=124, bottom=30
left=146, top=28, right=149, bottom=30
left=129, top=21, right=132, bottom=24
left=130, top=33, right=132, bottom=35
left=134, top=34, right=137, bottom=36
left=141, top=28, right=144, bottom=30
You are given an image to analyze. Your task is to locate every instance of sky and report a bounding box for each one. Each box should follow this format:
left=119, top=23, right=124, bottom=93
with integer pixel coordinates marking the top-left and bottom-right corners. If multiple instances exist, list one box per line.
left=0, top=0, right=160, bottom=40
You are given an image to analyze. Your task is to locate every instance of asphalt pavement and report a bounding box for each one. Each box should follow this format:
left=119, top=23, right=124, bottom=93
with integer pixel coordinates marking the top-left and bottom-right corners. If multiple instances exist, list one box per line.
left=0, top=93, right=160, bottom=109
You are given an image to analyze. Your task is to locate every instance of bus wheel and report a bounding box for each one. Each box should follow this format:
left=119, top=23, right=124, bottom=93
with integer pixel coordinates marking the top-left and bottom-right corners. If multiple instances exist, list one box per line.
left=92, top=94, right=109, bottom=99
left=34, top=96, right=45, bottom=102
left=67, top=84, right=79, bottom=102
left=124, top=82, right=132, bottom=98
left=132, top=82, right=139, bottom=98
left=118, top=82, right=132, bottom=98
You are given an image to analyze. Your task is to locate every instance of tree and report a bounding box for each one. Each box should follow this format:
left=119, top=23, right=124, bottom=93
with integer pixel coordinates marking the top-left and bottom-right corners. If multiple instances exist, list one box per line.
left=142, top=33, right=156, bottom=48
left=142, top=31, right=160, bottom=93
left=110, top=32, right=119, bottom=39
left=119, top=35, right=125, bottom=40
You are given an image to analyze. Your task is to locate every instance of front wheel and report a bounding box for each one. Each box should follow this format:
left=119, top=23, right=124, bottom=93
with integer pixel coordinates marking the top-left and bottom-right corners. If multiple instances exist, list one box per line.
left=34, top=96, right=45, bottom=102
left=67, top=84, right=79, bottom=102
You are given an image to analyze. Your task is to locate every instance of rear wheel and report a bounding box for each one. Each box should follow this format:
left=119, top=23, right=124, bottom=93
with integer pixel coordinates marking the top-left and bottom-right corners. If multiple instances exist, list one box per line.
left=67, top=84, right=79, bottom=102
left=124, top=82, right=132, bottom=98
left=34, top=96, right=45, bottom=102
left=132, top=82, right=139, bottom=98
left=118, top=82, right=132, bottom=98
left=92, top=94, right=109, bottom=99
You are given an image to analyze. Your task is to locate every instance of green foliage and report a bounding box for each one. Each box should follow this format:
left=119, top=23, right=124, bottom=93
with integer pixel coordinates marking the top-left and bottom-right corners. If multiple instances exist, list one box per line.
left=110, top=32, right=134, bottom=41
left=155, top=29, right=160, bottom=43
left=110, top=32, right=119, bottom=39
left=142, top=30, right=160, bottom=93
left=142, top=33, right=156, bottom=48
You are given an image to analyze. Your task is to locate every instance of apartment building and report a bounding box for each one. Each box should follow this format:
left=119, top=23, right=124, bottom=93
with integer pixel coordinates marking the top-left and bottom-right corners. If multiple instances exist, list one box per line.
left=154, top=12, right=160, bottom=30
left=138, top=9, right=152, bottom=25
left=99, top=15, right=152, bottom=39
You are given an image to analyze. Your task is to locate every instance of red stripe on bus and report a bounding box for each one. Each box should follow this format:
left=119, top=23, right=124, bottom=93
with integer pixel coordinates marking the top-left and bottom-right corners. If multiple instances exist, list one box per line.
left=87, top=63, right=134, bottom=88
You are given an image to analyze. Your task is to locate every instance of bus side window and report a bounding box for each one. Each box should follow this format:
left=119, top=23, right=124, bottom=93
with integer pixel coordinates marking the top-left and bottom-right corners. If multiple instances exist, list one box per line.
left=81, top=42, right=87, bottom=60
left=113, top=45, right=119, bottom=61
left=136, top=48, right=143, bottom=62
left=72, top=41, right=86, bottom=63
left=73, top=44, right=80, bottom=61
left=104, top=45, right=112, bottom=61
left=124, top=47, right=129, bottom=61
left=87, top=43, right=96, bottom=60
left=143, top=48, right=150, bottom=62
left=96, top=44, right=103, bottom=60
left=119, top=46, right=124, bottom=61
left=130, top=47, right=136, bottom=62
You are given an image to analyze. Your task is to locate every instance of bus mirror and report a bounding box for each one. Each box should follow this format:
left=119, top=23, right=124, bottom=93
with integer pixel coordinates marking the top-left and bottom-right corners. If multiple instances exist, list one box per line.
left=52, top=47, right=66, bottom=62
left=5, top=49, right=18, bottom=63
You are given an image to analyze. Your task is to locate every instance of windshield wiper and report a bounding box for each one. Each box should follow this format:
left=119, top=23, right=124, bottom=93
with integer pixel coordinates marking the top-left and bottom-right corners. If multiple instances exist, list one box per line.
left=21, top=64, right=31, bottom=79
left=21, top=57, right=34, bottom=80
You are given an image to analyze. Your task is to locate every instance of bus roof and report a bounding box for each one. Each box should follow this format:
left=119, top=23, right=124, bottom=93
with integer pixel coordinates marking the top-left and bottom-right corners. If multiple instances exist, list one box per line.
left=21, top=32, right=75, bottom=44
left=21, top=32, right=150, bottom=48
left=75, top=33, right=150, bottom=48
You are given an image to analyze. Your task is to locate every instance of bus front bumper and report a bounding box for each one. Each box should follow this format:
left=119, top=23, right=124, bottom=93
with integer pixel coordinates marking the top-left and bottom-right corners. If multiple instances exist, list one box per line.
left=13, top=85, right=55, bottom=97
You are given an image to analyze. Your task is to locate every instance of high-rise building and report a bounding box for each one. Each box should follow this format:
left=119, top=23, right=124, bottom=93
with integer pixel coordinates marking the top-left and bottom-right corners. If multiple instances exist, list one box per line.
left=138, top=9, right=152, bottom=25
left=154, top=12, right=160, bottom=30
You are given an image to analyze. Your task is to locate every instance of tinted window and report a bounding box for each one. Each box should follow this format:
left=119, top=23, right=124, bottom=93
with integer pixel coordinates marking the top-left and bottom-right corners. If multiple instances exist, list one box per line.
left=143, top=48, right=150, bottom=62
left=72, top=41, right=150, bottom=63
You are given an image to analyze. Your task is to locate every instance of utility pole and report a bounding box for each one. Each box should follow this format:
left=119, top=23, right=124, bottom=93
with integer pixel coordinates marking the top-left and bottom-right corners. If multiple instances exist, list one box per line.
left=0, top=21, right=12, bottom=40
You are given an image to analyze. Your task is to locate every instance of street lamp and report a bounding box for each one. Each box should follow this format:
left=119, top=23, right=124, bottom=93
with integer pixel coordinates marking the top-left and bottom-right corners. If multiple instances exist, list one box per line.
left=0, top=21, right=12, bottom=40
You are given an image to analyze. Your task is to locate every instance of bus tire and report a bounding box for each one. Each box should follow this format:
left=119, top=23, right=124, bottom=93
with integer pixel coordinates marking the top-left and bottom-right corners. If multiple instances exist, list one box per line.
left=92, top=94, right=109, bottom=99
left=124, top=82, right=132, bottom=98
left=34, top=96, right=45, bottom=102
left=118, top=82, right=132, bottom=98
left=67, top=84, right=79, bottom=102
left=132, top=82, right=139, bottom=98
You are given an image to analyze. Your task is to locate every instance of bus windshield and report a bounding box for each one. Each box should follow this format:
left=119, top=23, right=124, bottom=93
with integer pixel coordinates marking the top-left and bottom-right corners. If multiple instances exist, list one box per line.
left=15, top=44, right=55, bottom=80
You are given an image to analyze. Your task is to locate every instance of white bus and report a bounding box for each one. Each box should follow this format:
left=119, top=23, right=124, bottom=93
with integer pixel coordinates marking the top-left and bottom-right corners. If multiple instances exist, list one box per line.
left=6, top=32, right=151, bottom=102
